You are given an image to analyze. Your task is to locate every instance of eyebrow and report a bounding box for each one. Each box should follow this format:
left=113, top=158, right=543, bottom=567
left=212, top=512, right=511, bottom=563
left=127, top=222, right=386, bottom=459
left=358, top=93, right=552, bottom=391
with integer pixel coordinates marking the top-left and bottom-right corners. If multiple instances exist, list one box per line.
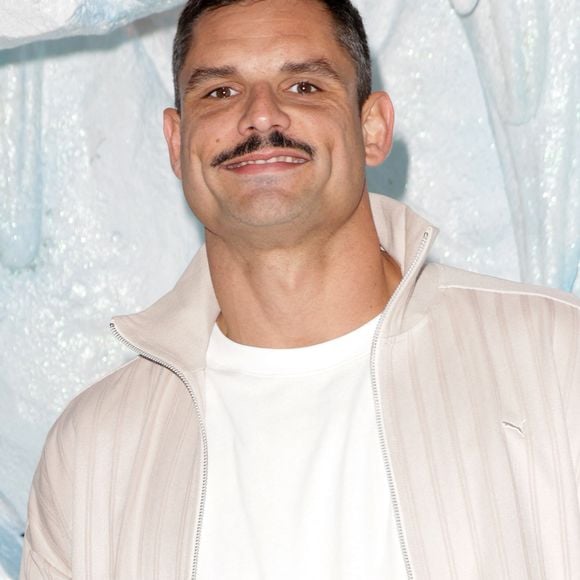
left=184, top=65, right=237, bottom=96
left=183, top=58, right=344, bottom=97
left=280, top=58, right=343, bottom=83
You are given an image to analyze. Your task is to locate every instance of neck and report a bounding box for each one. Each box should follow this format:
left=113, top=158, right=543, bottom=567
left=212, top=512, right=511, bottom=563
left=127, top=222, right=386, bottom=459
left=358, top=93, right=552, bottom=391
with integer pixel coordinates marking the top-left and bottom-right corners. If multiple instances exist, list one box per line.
left=206, top=194, right=402, bottom=348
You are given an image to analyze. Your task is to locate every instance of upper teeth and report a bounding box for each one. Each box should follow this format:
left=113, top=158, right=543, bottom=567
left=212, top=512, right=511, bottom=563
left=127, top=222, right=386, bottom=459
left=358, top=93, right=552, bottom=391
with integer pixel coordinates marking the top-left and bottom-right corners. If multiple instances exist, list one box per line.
left=227, top=156, right=306, bottom=169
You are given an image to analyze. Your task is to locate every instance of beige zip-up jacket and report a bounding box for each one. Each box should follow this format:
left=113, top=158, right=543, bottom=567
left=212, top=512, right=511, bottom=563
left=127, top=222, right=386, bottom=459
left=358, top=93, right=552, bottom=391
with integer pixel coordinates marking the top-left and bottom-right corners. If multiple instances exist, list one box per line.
left=21, top=194, right=580, bottom=579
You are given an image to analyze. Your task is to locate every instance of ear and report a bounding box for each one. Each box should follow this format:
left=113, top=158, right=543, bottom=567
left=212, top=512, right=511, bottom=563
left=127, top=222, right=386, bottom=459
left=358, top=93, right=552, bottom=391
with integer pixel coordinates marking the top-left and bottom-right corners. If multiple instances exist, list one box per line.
left=361, top=91, right=394, bottom=167
left=163, top=107, right=183, bottom=180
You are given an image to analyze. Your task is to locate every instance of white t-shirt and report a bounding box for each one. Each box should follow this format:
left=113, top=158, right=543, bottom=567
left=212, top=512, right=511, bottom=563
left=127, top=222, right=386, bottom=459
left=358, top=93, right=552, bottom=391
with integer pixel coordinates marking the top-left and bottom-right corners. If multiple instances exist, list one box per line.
left=198, top=316, right=407, bottom=580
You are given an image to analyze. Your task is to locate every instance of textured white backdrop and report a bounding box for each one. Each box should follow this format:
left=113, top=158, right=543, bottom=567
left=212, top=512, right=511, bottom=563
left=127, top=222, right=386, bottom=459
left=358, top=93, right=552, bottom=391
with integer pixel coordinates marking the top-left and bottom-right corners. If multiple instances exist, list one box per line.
left=0, top=0, right=578, bottom=576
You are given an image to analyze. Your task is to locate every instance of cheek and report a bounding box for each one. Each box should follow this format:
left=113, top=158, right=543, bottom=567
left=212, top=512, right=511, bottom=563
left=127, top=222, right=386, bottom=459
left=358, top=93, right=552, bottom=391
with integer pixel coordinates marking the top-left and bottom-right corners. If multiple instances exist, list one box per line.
left=187, top=116, right=239, bottom=162
left=331, top=117, right=366, bottom=163
left=180, top=126, right=214, bottom=175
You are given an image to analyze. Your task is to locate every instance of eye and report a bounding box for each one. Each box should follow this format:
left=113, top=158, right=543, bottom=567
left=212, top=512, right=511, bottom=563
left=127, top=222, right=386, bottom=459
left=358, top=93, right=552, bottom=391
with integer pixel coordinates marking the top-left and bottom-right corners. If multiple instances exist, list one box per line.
left=206, top=86, right=240, bottom=99
left=288, top=81, right=320, bottom=95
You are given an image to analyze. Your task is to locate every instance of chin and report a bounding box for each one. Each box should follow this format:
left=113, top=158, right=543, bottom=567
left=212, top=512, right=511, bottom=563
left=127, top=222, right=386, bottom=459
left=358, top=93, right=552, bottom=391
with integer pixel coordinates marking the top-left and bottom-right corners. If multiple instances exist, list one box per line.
left=221, top=185, right=314, bottom=228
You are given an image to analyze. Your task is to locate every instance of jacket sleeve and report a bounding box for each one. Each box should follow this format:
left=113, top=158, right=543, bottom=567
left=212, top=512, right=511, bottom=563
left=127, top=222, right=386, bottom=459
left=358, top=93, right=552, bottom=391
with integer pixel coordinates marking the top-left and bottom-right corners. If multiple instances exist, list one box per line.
left=553, top=300, right=580, bottom=498
left=19, top=535, right=70, bottom=580
left=20, top=411, right=75, bottom=579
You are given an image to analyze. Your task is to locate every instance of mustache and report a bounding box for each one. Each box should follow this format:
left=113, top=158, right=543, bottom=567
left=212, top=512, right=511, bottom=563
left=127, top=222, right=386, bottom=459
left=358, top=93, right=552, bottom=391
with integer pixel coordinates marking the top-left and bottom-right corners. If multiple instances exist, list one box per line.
left=210, top=131, right=316, bottom=168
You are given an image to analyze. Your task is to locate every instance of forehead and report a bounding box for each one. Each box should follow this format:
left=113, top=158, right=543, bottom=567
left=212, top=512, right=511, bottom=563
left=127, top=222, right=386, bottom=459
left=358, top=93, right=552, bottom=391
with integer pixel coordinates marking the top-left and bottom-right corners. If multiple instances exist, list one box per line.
left=183, top=0, right=351, bottom=73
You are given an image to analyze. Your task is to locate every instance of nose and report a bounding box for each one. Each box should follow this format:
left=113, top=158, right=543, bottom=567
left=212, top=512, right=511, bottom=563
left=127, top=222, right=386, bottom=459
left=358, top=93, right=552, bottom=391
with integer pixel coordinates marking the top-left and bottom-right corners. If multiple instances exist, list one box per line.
left=238, top=84, right=291, bottom=135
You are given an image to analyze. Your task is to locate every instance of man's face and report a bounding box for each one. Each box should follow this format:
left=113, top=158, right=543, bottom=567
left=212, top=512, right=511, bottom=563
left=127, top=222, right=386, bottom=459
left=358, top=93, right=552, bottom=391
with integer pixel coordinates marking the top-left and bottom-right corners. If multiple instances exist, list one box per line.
left=164, top=0, right=391, bottom=247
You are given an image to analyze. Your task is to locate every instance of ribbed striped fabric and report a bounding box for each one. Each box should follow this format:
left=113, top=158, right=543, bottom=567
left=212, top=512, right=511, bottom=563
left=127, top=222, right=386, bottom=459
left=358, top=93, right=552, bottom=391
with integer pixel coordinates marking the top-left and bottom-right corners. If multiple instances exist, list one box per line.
left=378, top=263, right=580, bottom=578
left=20, top=195, right=580, bottom=579
left=21, top=361, right=206, bottom=579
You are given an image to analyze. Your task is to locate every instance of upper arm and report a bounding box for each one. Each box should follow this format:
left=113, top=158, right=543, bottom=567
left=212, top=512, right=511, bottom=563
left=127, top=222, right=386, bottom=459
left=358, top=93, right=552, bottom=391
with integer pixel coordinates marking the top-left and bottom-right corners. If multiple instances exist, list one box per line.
left=20, top=532, right=71, bottom=580
left=20, top=412, right=75, bottom=579
left=552, top=302, right=580, bottom=486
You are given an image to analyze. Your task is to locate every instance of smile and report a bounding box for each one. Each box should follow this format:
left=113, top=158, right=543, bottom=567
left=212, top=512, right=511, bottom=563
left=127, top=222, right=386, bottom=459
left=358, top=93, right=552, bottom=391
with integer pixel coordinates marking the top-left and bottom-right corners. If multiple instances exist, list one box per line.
left=225, top=156, right=308, bottom=170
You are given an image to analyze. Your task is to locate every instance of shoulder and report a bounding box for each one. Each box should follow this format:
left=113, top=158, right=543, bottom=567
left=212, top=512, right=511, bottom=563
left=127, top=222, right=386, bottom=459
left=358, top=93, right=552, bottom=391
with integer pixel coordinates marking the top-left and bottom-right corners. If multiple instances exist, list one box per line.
left=411, top=264, right=580, bottom=393
left=409, top=262, right=579, bottom=349
left=51, top=355, right=181, bottom=444
left=429, top=262, right=580, bottom=314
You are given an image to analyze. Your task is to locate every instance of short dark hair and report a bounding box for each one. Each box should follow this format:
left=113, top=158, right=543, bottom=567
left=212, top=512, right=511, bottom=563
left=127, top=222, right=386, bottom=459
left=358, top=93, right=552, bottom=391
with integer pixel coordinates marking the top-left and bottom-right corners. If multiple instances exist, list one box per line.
left=171, top=0, right=372, bottom=111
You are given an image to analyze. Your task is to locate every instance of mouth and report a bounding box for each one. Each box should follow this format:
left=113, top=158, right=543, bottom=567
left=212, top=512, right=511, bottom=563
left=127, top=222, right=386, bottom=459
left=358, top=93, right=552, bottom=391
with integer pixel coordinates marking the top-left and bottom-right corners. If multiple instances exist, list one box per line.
left=225, top=154, right=308, bottom=170
left=222, top=151, right=310, bottom=175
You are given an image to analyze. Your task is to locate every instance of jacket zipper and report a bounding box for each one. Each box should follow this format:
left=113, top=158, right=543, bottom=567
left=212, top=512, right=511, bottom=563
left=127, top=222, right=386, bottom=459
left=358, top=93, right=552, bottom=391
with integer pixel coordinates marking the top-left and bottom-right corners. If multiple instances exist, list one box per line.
left=370, top=227, right=433, bottom=580
left=109, top=323, right=208, bottom=580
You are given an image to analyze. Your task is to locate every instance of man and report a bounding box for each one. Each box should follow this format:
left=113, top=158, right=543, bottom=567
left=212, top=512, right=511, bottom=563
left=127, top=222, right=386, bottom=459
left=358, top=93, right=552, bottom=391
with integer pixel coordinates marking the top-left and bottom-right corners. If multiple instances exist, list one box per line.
left=20, top=0, right=580, bottom=578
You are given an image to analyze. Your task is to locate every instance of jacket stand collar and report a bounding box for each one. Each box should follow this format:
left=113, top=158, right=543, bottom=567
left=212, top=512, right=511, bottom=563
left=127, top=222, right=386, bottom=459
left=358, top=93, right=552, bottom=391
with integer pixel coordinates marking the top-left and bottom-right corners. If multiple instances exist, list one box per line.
left=111, top=194, right=437, bottom=378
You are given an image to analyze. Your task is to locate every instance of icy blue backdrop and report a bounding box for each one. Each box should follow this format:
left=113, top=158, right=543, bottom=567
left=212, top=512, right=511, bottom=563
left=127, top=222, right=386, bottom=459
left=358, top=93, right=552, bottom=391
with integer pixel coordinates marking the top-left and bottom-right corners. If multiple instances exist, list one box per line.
left=0, top=0, right=578, bottom=576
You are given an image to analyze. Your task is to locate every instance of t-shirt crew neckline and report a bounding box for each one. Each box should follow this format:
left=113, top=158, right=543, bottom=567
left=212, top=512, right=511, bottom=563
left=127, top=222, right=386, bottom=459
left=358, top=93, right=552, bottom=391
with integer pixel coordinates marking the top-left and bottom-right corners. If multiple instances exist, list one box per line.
left=206, top=314, right=381, bottom=376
